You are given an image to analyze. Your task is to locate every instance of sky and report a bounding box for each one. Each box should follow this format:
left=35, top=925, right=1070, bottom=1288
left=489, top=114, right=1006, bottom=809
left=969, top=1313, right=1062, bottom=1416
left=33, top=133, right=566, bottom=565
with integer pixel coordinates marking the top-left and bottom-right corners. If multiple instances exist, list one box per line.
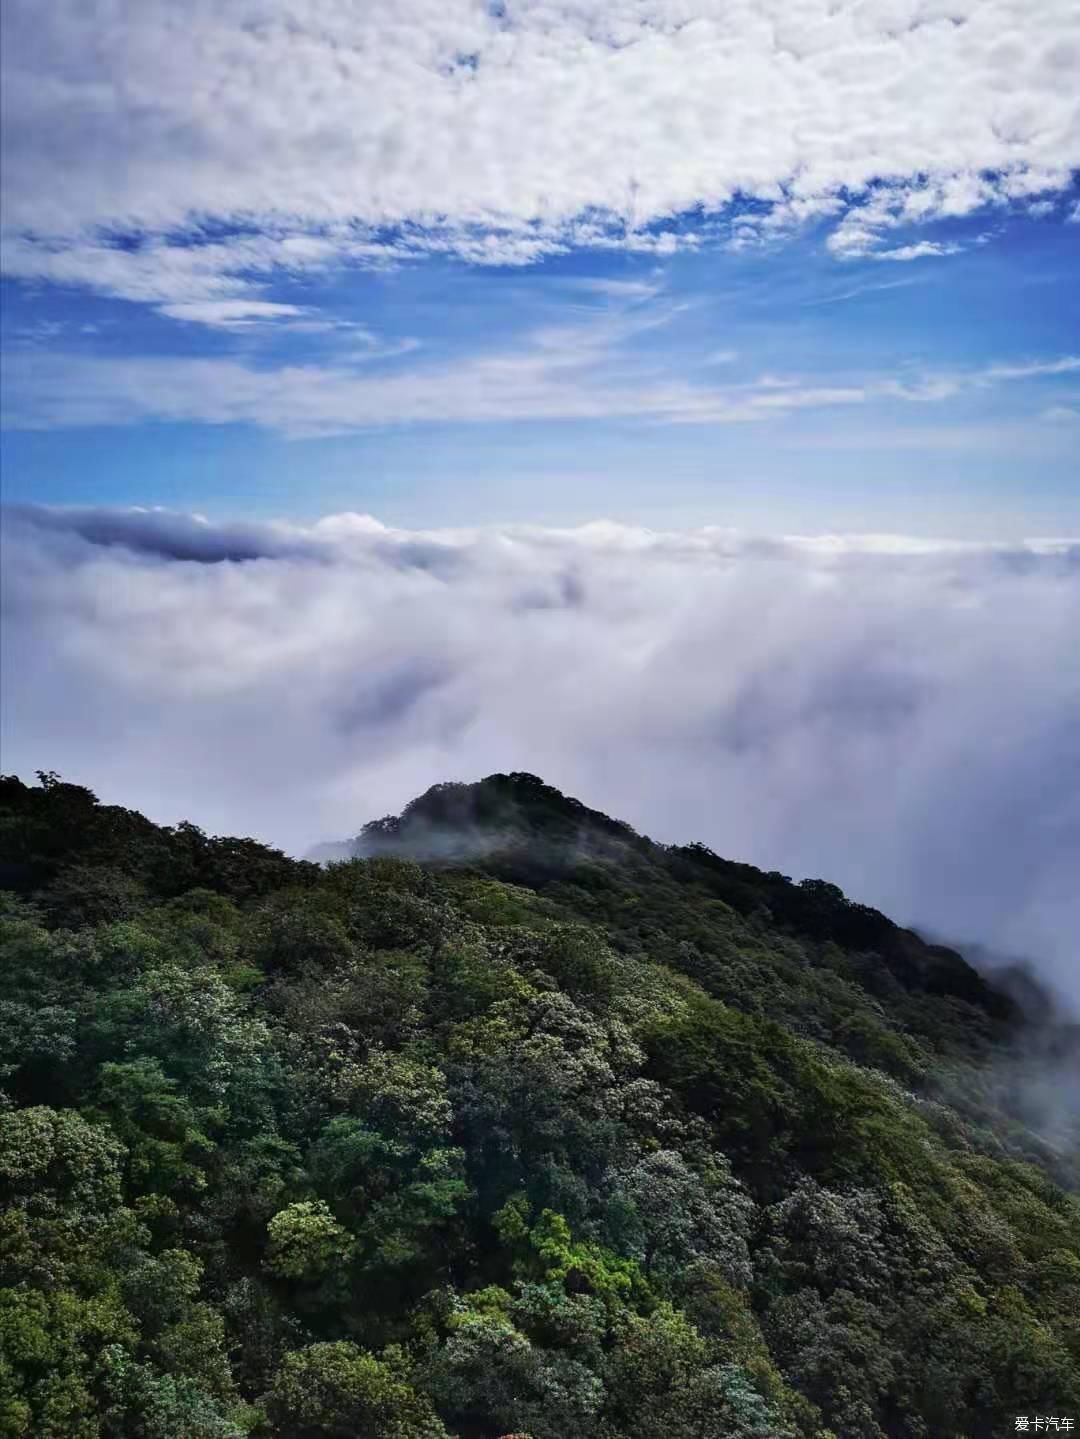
left=2, top=1, right=1079, bottom=995
left=2, top=0, right=1079, bottom=534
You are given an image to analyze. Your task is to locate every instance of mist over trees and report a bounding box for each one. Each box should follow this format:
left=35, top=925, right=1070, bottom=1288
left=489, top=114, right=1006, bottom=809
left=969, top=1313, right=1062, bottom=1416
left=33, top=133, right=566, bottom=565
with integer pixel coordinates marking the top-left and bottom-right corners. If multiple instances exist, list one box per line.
left=1, top=769, right=1077, bottom=1439
left=7, top=507, right=1079, bottom=998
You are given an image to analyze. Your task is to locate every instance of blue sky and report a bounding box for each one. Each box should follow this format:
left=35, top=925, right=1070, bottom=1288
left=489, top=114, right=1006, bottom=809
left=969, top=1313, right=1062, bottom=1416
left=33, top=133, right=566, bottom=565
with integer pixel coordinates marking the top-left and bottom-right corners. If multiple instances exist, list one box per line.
left=2, top=0, right=1079, bottom=535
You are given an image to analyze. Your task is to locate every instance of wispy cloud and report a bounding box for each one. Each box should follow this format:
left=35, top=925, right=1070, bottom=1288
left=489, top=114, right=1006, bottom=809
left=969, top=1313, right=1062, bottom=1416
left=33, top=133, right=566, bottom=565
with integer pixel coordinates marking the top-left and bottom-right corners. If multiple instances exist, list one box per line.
left=560, top=278, right=664, bottom=303
left=158, top=300, right=316, bottom=329
left=801, top=277, right=925, bottom=306
left=981, top=358, right=1080, bottom=383
left=0, top=230, right=390, bottom=329
left=4, top=286, right=1077, bottom=439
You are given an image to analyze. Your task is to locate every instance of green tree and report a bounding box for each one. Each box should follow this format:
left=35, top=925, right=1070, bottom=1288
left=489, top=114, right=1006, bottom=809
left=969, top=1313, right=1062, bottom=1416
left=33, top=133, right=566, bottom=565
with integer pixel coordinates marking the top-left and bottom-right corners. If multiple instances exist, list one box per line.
left=265, top=1342, right=447, bottom=1438
left=265, top=1201, right=353, bottom=1282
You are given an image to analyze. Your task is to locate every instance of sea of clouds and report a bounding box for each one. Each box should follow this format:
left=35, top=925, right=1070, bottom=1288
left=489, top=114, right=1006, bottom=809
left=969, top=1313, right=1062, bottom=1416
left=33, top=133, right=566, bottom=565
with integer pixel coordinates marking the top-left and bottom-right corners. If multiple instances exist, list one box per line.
left=3, top=505, right=1078, bottom=1000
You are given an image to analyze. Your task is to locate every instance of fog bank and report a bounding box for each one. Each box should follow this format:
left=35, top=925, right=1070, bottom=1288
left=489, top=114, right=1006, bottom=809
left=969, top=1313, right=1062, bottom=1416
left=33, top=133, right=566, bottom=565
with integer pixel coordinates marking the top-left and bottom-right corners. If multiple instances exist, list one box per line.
left=3, top=505, right=1078, bottom=1001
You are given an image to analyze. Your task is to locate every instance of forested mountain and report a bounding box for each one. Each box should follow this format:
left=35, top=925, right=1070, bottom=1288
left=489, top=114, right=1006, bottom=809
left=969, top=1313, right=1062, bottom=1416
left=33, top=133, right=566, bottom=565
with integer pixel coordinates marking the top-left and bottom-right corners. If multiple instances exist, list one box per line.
left=1, top=769, right=1078, bottom=1439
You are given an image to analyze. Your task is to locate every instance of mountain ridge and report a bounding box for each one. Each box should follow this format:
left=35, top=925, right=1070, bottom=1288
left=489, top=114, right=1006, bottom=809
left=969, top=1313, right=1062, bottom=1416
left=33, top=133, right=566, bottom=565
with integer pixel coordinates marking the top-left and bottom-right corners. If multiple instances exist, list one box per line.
left=324, top=770, right=1019, bottom=1029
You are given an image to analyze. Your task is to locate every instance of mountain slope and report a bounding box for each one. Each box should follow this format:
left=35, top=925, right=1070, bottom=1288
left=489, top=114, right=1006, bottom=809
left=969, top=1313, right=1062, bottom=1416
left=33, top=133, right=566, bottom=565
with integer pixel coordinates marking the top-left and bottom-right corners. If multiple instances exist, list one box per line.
left=1, top=769, right=1077, bottom=1439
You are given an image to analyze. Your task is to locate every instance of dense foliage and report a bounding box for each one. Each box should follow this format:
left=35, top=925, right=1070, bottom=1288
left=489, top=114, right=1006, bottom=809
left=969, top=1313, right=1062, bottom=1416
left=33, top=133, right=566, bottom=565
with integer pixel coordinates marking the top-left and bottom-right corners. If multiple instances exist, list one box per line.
left=1, top=769, right=1077, bottom=1439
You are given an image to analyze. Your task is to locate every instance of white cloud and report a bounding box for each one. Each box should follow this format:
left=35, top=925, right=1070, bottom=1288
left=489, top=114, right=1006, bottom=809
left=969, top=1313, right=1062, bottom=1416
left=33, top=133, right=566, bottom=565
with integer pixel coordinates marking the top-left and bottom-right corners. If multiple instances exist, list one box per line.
left=0, top=229, right=405, bottom=328
left=2, top=0, right=1078, bottom=300
left=4, top=504, right=1079, bottom=1002
left=157, top=300, right=313, bottom=328
left=980, top=357, right=1080, bottom=383
left=871, top=241, right=963, bottom=262
left=821, top=165, right=1079, bottom=260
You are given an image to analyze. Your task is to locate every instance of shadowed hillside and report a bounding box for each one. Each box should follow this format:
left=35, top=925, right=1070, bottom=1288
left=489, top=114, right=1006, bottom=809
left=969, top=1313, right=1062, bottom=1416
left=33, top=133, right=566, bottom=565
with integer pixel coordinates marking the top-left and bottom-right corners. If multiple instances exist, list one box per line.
left=2, top=769, right=1078, bottom=1439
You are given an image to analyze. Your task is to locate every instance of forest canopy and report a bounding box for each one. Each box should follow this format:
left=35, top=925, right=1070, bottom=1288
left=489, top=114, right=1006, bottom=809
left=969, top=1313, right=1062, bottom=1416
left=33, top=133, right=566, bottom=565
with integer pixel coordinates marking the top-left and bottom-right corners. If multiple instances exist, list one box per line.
left=1, top=769, right=1077, bottom=1439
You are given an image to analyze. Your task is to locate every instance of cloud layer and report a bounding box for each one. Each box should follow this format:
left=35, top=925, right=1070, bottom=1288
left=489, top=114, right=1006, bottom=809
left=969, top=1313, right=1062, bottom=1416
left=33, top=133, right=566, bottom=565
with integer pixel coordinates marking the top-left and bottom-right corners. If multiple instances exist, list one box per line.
left=4, top=505, right=1078, bottom=1001
left=2, top=0, right=1078, bottom=310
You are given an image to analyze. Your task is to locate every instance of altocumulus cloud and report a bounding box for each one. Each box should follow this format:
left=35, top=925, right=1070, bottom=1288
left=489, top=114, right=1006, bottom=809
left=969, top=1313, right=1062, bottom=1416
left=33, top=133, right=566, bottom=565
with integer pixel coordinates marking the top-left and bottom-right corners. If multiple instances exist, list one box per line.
left=3, top=506, right=1079, bottom=999
left=2, top=0, right=1079, bottom=306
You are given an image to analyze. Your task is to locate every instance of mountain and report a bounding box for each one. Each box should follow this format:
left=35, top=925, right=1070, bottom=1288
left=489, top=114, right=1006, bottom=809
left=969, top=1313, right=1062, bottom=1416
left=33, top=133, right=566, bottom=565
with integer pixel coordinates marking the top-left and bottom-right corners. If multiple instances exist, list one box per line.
left=339, top=771, right=1018, bottom=1020
left=1, top=769, right=1078, bottom=1439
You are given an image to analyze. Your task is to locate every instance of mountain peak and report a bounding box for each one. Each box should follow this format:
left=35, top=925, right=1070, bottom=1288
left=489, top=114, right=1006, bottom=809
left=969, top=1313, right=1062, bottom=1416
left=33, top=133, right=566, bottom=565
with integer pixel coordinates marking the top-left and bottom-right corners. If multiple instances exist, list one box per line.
left=349, top=771, right=643, bottom=864
left=324, top=771, right=1018, bottom=1026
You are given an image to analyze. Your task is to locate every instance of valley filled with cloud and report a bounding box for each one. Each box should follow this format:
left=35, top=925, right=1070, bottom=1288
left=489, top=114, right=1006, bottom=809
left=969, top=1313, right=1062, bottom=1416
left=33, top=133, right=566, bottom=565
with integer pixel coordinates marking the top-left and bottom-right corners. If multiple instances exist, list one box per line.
left=5, top=504, right=1078, bottom=1000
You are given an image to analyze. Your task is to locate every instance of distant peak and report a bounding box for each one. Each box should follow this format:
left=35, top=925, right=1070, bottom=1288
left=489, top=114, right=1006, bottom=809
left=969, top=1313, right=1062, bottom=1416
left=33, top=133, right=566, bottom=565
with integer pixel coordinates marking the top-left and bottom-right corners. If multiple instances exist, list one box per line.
left=345, top=772, right=642, bottom=867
